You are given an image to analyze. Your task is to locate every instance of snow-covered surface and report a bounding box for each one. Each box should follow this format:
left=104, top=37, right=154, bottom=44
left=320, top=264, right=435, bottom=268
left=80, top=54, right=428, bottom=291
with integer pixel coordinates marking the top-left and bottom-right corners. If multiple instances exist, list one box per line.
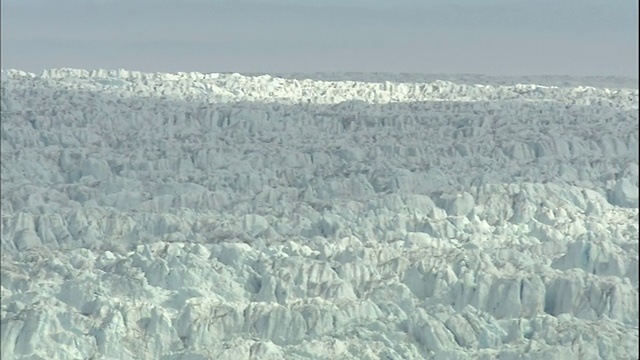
left=0, top=68, right=638, bottom=359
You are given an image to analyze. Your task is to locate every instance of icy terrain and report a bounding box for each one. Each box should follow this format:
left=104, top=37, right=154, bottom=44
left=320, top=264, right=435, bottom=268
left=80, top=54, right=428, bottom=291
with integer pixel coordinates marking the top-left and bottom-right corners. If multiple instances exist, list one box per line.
left=0, top=68, right=638, bottom=360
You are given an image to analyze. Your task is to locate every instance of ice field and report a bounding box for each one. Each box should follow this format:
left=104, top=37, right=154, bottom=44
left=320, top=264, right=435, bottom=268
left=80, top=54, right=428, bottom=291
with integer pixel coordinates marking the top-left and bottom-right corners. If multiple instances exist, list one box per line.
left=0, top=68, right=638, bottom=359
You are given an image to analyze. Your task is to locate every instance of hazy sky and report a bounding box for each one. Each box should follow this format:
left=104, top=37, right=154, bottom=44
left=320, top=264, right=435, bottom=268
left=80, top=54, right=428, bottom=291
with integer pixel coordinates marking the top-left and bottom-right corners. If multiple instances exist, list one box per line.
left=1, top=0, right=638, bottom=77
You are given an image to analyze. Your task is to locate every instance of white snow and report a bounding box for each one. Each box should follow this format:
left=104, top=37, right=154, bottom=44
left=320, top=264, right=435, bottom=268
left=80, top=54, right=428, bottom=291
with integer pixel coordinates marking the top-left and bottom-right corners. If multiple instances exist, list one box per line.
left=0, top=68, right=638, bottom=359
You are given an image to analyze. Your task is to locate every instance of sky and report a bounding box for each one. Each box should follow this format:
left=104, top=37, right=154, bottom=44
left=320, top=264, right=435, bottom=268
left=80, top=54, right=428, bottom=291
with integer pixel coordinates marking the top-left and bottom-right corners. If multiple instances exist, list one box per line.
left=1, top=0, right=638, bottom=77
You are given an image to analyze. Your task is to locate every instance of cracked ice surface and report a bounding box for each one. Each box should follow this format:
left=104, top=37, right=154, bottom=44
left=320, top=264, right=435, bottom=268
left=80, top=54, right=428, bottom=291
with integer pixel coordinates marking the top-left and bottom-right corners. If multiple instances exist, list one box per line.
left=0, top=68, right=638, bottom=359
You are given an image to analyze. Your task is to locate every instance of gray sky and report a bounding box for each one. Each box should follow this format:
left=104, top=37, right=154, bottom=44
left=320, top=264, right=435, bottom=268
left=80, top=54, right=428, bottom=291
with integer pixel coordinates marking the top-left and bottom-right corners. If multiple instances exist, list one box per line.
left=1, top=0, right=638, bottom=77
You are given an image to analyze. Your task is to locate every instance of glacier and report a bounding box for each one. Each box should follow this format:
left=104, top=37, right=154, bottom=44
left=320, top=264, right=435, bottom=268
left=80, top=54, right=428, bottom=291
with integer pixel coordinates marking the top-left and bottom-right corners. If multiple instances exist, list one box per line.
left=0, top=68, right=638, bottom=359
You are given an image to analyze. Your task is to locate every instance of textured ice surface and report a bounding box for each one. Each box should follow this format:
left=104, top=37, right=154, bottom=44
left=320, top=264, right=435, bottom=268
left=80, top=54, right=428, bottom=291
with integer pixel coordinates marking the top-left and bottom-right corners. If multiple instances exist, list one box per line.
left=1, top=68, right=638, bottom=359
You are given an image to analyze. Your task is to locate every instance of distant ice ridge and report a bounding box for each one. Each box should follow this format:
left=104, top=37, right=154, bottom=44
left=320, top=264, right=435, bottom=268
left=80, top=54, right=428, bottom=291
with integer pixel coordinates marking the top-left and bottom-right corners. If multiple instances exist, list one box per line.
left=1, top=68, right=638, bottom=359
left=2, top=68, right=638, bottom=107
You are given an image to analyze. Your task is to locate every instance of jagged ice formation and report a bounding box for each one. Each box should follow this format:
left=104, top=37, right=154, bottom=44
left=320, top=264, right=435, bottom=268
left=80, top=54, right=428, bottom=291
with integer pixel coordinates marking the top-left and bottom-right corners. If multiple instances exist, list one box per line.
left=0, top=68, right=638, bottom=359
